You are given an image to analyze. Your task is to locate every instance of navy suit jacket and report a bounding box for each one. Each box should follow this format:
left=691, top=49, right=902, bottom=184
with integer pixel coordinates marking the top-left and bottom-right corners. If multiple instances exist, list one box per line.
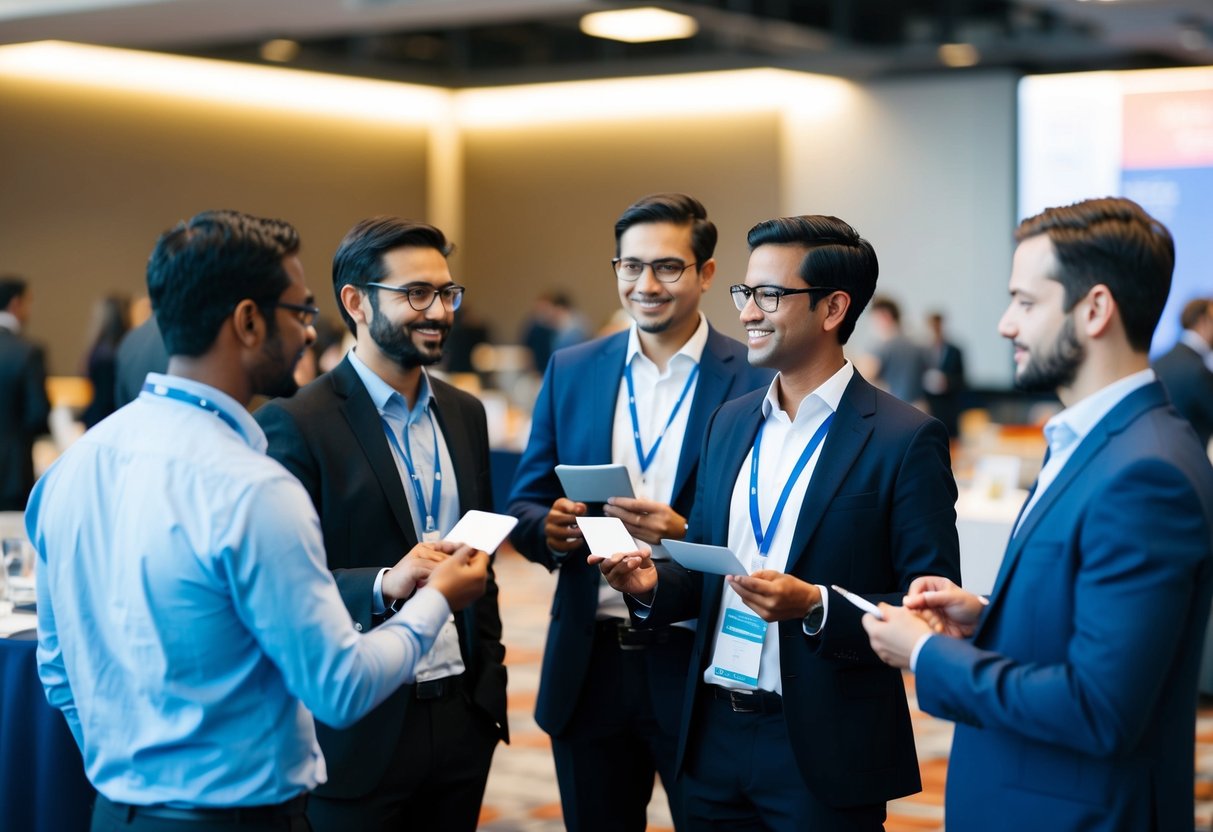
left=1153, top=340, right=1213, bottom=450
left=0, top=327, right=49, bottom=510
left=507, top=325, right=773, bottom=735
left=916, top=381, right=1213, bottom=831
left=255, top=357, right=508, bottom=798
left=640, top=371, right=960, bottom=809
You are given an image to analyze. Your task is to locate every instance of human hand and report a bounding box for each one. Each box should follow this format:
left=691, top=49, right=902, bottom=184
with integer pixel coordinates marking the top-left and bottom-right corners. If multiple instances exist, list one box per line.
left=603, top=496, right=687, bottom=545
left=726, top=570, right=819, bottom=623
left=426, top=545, right=489, bottom=611
left=544, top=498, right=587, bottom=553
left=903, top=576, right=984, bottom=638
left=381, top=541, right=458, bottom=605
left=862, top=602, right=935, bottom=669
left=592, top=547, right=658, bottom=600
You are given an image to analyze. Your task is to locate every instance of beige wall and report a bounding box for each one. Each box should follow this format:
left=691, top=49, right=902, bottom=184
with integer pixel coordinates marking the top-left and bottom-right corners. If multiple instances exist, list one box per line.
left=459, top=114, right=783, bottom=347
left=0, top=77, right=431, bottom=374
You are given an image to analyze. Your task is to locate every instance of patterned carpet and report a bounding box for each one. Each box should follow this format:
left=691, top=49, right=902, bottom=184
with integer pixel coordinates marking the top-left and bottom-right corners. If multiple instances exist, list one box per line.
left=479, top=547, right=1213, bottom=831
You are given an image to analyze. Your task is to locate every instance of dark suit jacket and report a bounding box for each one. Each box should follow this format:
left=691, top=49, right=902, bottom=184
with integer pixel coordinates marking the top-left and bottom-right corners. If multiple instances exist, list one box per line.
left=113, top=316, right=168, bottom=410
left=506, top=326, right=773, bottom=735
left=1153, top=340, right=1213, bottom=449
left=640, top=371, right=960, bottom=810
left=915, top=381, right=1213, bottom=832
left=255, top=356, right=508, bottom=798
left=0, top=327, right=50, bottom=510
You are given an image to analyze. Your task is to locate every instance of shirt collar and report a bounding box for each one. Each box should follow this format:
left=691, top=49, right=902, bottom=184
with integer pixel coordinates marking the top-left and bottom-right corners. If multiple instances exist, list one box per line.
left=1041, top=368, right=1155, bottom=456
left=347, top=347, right=433, bottom=423
left=1180, top=330, right=1212, bottom=360
left=0, top=311, right=20, bottom=334
left=625, top=313, right=710, bottom=370
left=762, top=361, right=854, bottom=420
left=141, top=372, right=267, bottom=453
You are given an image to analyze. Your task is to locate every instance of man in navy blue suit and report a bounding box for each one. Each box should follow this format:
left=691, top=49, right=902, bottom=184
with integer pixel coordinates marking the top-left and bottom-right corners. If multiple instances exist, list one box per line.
left=599, top=214, right=960, bottom=831
left=865, top=197, right=1213, bottom=832
left=507, top=193, right=772, bottom=831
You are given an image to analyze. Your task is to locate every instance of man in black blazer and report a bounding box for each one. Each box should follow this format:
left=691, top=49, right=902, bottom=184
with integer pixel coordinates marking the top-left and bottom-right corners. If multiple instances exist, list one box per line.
left=600, top=215, right=960, bottom=831
left=256, top=218, right=507, bottom=831
left=1153, top=297, right=1213, bottom=450
left=113, top=314, right=168, bottom=409
left=0, top=276, right=50, bottom=510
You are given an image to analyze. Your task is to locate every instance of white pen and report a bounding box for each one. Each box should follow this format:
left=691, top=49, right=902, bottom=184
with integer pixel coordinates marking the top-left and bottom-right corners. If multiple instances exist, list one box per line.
left=830, top=584, right=886, bottom=620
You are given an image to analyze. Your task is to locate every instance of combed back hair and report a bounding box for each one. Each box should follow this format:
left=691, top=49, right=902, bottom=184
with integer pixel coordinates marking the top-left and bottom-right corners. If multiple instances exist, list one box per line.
left=0, top=276, right=27, bottom=311
left=1180, top=298, right=1212, bottom=331
left=332, top=217, right=453, bottom=335
left=746, top=215, right=879, bottom=345
left=1015, top=197, right=1174, bottom=353
left=614, top=193, right=717, bottom=266
left=146, top=210, right=299, bottom=357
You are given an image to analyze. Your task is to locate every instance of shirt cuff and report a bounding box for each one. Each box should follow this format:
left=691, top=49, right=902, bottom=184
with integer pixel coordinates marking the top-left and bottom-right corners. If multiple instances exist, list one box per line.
left=909, top=632, right=934, bottom=673
left=371, top=568, right=390, bottom=616
left=801, top=584, right=830, bottom=636
left=388, top=585, right=452, bottom=652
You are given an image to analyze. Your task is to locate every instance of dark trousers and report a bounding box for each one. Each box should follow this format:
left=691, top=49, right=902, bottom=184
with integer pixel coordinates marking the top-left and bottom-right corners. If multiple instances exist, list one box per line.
left=91, top=795, right=310, bottom=832
left=683, top=688, right=886, bottom=832
left=307, top=685, right=499, bottom=832
left=550, top=623, right=691, bottom=832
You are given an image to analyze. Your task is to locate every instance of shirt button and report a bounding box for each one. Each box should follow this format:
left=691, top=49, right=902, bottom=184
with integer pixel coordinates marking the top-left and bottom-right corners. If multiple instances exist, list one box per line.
left=354, top=622, right=364, bottom=632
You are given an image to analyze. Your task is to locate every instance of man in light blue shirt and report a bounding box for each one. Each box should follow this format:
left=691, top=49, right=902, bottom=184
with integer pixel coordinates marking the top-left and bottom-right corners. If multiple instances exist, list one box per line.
left=27, top=210, right=489, bottom=831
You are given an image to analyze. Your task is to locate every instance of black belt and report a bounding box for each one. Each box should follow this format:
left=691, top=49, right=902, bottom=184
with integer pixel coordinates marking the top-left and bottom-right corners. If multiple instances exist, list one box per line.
left=414, top=675, right=462, bottom=700
left=97, top=793, right=307, bottom=823
left=595, top=618, right=672, bottom=650
left=709, top=685, right=783, bottom=714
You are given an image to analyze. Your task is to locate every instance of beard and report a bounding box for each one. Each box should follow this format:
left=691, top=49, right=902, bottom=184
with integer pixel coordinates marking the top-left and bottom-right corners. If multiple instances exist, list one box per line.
left=255, top=328, right=301, bottom=399
left=370, top=308, right=449, bottom=370
left=1014, top=315, right=1084, bottom=393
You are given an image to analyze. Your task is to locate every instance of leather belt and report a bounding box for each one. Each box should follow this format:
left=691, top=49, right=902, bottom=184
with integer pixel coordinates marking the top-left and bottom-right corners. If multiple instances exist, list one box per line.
left=414, top=675, right=462, bottom=700
left=709, top=685, right=783, bottom=714
left=97, top=793, right=307, bottom=823
left=595, top=618, right=671, bottom=651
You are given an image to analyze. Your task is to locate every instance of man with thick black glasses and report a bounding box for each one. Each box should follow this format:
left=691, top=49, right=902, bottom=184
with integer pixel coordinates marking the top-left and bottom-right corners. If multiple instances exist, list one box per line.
left=256, top=217, right=507, bottom=832
left=599, top=214, right=961, bottom=831
left=508, top=193, right=771, bottom=831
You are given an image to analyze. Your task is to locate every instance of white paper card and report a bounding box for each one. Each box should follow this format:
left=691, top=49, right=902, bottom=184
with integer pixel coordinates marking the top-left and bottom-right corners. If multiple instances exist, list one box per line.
left=576, top=516, right=641, bottom=558
left=443, top=510, right=518, bottom=554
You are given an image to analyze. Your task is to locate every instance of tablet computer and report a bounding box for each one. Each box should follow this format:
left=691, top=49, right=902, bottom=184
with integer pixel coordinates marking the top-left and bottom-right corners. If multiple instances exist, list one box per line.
left=554, top=464, right=635, bottom=503
left=661, top=539, right=750, bottom=576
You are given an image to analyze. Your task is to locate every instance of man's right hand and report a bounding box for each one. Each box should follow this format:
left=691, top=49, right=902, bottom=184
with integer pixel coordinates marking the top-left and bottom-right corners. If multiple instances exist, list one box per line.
left=545, top=497, right=587, bottom=553
left=593, top=548, right=657, bottom=602
left=902, top=576, right=984, bottom=638
left=381, top=541, right=456, bottom=606
left=427, top=545, right=489, bottom=611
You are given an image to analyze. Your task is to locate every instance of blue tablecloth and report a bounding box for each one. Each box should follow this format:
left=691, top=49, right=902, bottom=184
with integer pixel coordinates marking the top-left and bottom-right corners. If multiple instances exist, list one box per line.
left=0, top=633, right=94, bottom=832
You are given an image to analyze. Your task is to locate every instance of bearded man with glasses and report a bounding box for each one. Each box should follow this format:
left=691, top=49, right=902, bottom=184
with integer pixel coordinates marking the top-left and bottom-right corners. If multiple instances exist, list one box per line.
left=255, top=217, right=508, bottom=832
left=598, top=214, right=961, bottom=831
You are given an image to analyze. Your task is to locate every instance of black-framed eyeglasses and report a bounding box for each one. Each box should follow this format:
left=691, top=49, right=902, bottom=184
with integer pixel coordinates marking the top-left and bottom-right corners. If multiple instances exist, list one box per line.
left=729, top=284, right=840, bottom=313
left=364, top=282, right=465, bottom=312
left=612, top=258, right=698, bottom=284
left=275, top=301, right=321, bottom=327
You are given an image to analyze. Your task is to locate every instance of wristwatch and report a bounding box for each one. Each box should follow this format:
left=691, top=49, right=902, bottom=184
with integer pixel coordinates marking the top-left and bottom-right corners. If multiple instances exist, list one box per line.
left=803, top=599, right=825, bottom=633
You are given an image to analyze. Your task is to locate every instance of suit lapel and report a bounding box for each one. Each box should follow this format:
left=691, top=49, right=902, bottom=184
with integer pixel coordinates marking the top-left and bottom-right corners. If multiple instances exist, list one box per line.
left=590, top=333, right=629, bottom=462
left=332, top=357, right=419, bottom=549
left=672, top=327, right=735, bottom=504
left=784, top=374, right=875, bottom=574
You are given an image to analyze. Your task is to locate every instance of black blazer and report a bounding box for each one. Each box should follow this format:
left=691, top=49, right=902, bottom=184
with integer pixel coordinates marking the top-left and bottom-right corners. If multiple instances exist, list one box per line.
left=0, top=328, right=49, bottom=510
left=256, top=356, right=508, bottom=798
left=639, top=372, right=961, bottom=811
left=1153, top=340, right=1213, bottom=449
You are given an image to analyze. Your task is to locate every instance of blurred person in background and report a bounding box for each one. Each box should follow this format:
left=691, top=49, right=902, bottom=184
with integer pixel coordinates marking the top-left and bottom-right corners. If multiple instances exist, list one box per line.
left=1153, top=297, right=1213, bottom=451
left=0, top=275, right=51, bottom=510
left=922, top=310, right=966, bottom=437
left=868, top=295, right=928, bottom=410
left=113, top=312, right=168, bottom=409
left=81, top=295, right=131, bottom=428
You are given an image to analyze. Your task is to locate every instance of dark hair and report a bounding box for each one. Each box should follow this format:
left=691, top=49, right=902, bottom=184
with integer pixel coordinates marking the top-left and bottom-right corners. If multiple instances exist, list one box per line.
left=146, top=210, right=300, bottom=357
left=870, top=296, right=901, bottom=325
left=614, top=193, right=717, bottom=266
left=745, top=215, right=878, bottom=345
left=332, top=217, right=453, bottom=335
left=1015, top=197, right=1174, bottom=353
left=1180, top=298, right=1212, bottom=331
left=0, top=276, right=27, bottom=311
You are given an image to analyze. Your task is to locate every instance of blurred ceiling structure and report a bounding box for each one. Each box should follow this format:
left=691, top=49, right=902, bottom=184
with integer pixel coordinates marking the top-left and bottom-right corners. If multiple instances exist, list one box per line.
left=1, top=0, right=1211, bottom=87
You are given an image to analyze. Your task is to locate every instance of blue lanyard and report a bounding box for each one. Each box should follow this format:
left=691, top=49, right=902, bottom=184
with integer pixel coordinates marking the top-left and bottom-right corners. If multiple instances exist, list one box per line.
left=382, top=409, right=442, bottom=536
left=142, top=381, right=243, bottom=434
left=749, top=412, right=834, bottom=558
left=624, top=361, right=701, bottom=474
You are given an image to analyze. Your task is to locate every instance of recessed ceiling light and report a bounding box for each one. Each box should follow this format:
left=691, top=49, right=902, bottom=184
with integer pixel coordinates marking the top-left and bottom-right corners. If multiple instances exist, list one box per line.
left=260, top=39, right=300, bottom=63
left=938, top=43, right=980, bottom=68
left=579, top=7, right=699, bottom=44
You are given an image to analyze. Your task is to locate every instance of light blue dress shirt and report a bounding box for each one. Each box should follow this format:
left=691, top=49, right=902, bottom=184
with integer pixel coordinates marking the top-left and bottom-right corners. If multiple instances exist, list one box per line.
left=28, top=373, right=451, bottom=808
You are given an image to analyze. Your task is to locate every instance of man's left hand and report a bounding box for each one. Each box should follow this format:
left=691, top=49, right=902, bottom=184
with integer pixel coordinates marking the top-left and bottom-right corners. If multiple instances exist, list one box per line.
left=603, top=496, right=687, bottom=546
left=727, top=570, right=819, bottom=622
left=862, top=603, right=935, bottom=669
